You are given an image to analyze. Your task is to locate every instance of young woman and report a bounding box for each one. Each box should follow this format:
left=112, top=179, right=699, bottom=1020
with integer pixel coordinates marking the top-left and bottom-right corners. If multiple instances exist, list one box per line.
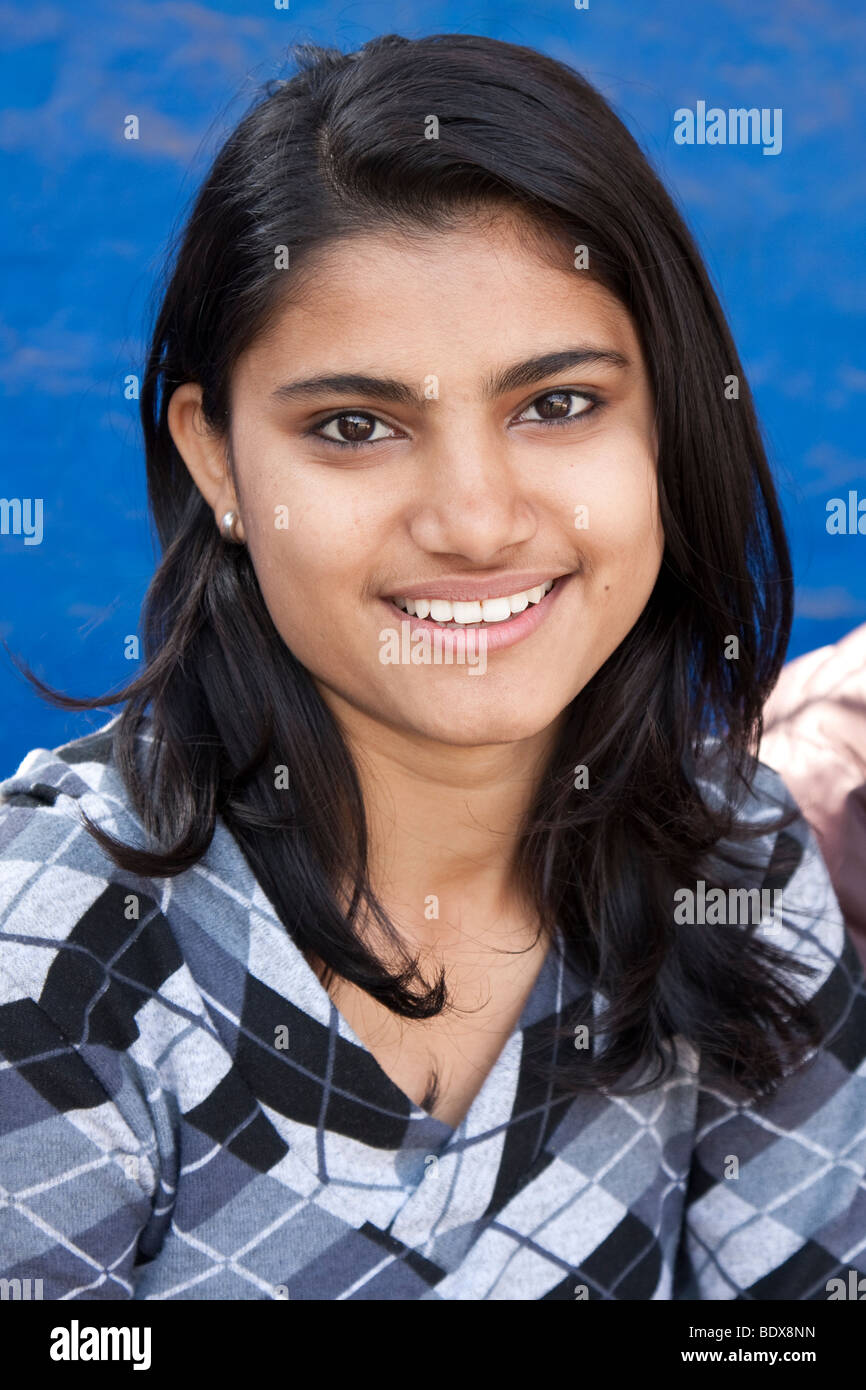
left=1, top=33, right=864, bottom=1302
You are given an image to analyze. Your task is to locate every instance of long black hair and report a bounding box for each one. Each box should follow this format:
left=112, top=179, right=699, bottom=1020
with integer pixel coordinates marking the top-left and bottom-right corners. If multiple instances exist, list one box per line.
left=12, top=32, right=823, bottom=1097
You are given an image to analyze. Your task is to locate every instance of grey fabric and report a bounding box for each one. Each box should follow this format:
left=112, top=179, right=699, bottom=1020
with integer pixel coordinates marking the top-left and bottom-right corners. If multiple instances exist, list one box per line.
left=0, top=715, right=864, bottom=1300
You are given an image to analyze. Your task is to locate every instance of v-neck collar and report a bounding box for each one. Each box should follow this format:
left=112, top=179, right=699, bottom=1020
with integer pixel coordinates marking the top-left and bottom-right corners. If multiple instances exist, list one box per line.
left=160, top=802, right=591, bottom=1255
left=230, top=804, right=574, bottom=1139
left=290, top=914, right=570, bottom=1144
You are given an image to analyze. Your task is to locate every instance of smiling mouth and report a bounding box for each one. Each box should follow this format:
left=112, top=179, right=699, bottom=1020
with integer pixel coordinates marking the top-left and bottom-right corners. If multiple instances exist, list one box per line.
left=387, top=578, right=558, bottom=628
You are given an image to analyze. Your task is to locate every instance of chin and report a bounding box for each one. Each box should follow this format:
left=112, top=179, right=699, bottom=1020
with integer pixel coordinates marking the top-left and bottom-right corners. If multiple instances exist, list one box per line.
left=399, top=700, right=566, bottom=748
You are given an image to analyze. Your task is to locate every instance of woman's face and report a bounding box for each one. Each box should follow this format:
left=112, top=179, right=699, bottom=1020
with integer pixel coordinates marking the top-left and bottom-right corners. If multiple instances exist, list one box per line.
left=176, top=211, right=664, bottom=747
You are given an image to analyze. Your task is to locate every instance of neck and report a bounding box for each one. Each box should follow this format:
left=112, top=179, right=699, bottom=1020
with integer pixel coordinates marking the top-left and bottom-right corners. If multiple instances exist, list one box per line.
left=317, top=689, right=564, bottom=952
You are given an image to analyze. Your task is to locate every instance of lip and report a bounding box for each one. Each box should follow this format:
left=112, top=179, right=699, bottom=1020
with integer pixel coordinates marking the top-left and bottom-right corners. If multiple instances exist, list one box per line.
left=382, top=570, right=570, bottom=604
left=378, top=572, right=573, bottom=655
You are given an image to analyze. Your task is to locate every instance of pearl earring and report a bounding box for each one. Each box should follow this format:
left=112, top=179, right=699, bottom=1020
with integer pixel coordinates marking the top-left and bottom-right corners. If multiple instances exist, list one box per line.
left=219, top=510, right=243, bottom=543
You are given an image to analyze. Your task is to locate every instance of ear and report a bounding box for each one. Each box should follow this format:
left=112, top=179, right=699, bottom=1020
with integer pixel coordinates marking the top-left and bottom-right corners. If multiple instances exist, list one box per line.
left=167, top=383, right=246, bottom=543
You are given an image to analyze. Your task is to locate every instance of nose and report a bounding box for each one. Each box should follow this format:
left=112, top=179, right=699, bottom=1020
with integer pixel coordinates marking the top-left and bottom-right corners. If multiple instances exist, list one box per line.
left=407, top=430, right=537, bottom=562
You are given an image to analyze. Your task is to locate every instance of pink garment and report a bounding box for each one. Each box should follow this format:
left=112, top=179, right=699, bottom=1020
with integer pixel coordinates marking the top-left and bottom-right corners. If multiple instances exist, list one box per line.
left=760, top=621, right=866, bottom=969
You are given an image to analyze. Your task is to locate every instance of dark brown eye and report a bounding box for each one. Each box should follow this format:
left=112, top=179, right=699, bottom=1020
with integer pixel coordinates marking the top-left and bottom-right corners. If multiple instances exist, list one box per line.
left=535, top=391, right=576, bottom=418
left=309, top=410, right=399, bottom=451
left=331, top=412, right=376, bottom=441
left=517, top=390, right=599, bottom=426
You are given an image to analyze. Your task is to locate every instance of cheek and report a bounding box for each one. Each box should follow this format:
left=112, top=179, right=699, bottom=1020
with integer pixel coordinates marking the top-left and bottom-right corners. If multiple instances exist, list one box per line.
left=568, top=452, right=662, bottom=584
left=241, top=468, right=343, bottom=582
left=240, top=454, right=377, bottom=576
left=241, top=506, right=340, bottom=645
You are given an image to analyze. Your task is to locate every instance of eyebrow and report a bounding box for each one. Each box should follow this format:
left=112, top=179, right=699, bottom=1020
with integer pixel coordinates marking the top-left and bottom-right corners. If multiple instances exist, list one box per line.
left=268, top=346, right=631, bottom=409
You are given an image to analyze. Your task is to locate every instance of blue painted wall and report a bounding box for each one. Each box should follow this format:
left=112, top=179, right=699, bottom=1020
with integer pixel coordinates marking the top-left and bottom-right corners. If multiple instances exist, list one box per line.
left=2, top=0, right=864, bottom=773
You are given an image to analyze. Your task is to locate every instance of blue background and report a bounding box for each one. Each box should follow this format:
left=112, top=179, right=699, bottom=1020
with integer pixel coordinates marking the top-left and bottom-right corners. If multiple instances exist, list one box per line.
left=1, top=0, right=864, bottom=775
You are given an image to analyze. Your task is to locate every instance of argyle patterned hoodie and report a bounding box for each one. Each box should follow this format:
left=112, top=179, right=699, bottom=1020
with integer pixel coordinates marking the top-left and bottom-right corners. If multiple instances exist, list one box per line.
left=0, top=715, right=864, bottom=1300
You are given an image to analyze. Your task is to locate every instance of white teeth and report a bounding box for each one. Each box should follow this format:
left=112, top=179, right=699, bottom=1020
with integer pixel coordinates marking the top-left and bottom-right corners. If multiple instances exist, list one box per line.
left=480, top=597, right=512, bottom=623
left=451, top=601, right=483, bottom=624
left=391, top=579, right=556, bottom=624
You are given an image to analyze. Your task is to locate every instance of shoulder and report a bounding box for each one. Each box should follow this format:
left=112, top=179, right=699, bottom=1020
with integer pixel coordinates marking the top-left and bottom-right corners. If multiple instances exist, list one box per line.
left=0, top=713, right=149, bottom=844
left=695, top=740, right=862, bottom=1066
left=0, top=720, right=179, bottom=1283
left=0, top=714, right=165, bottom=1013
left=693, top=739, right=849, bottom=981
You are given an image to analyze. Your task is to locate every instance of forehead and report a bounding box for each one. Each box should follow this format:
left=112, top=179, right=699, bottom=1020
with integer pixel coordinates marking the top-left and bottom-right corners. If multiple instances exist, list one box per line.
left=239, top=211, right=637, bottom=379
